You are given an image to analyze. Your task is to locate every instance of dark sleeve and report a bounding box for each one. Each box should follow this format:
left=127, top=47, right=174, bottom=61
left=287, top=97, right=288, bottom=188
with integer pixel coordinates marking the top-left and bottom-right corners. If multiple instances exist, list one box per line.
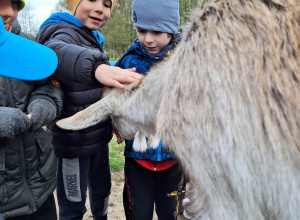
left=116, top=55, right=132, bottom=69
left=117, top=55, right=150, bottom=75
left=44, top=31, right=108, bottom=86
left=91, top=60, right=108, bottom=82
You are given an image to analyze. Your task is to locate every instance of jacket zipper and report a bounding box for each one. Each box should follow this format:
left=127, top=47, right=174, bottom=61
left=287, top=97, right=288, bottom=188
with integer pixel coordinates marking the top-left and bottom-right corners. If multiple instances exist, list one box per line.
left=3, top=78, right=37, bottom=212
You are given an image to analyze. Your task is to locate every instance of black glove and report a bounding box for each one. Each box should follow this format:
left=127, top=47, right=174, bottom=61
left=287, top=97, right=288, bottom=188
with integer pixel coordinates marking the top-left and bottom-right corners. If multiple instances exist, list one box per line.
left=0, top=107, right=31, bottom=138
left=27, top=99, right=57, bottom=130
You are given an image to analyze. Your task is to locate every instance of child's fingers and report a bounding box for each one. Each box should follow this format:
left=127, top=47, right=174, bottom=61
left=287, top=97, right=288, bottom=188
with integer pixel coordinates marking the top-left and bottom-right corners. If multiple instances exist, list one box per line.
left=126, top=67, right=136, bottom=72
left=95, top=65, right=142, bottom=86
left=100, top=77, right=126, bottom=89
left=116, top=75, right=142, bottom=84
left=122, top=70, right=143, bottom=80
left=99, top=75, right=137, bottom=88
left=131, top=72, right=143, bottom=79
left=111, top=81, right=126, bottom=89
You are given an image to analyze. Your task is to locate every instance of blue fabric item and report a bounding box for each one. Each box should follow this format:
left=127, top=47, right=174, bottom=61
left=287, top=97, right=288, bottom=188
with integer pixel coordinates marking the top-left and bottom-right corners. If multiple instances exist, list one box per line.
left=40, top=12, right=105, bottom=46
left=109, top=61, right=117, bottom=66
left=132, top=0, right=180, bottom=34
left=115, top=35, right=182, bottom=161
left=0, top=16, right=57, bottom=81
left=116, top=35, right=181, bottom=75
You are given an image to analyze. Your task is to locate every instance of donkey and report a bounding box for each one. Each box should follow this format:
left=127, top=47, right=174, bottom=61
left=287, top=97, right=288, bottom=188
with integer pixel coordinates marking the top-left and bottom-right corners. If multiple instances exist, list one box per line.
left=56, top=0, right=300, bottom=219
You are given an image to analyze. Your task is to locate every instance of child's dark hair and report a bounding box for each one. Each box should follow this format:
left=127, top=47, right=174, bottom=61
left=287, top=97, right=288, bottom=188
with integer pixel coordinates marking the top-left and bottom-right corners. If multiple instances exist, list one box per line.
left=169, top=33, right=180, bottom=45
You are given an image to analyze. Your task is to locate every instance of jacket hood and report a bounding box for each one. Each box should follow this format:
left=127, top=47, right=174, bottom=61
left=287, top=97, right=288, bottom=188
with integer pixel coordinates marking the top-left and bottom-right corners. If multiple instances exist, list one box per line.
left=38, top=12, right=105, bottom=46
left=12, top=20, right=21, bottom=35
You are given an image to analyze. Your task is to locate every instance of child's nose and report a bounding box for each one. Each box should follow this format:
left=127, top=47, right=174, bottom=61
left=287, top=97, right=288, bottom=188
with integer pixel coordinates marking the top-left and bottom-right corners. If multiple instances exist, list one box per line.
left=145, top=33, right=154, bottom=43
left=95, top=2, right=104, bottom=13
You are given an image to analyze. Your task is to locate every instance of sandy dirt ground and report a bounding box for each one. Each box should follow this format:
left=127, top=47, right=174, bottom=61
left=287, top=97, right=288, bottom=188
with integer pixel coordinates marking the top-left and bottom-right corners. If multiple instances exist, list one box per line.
left=54, top=170, right=189, bottom=220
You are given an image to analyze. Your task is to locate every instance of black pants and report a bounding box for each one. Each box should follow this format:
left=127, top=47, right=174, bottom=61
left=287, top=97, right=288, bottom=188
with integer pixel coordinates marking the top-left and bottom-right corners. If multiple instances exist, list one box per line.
left=7, top=194, right=57, bottom=220
left=123, top=158, right=185, bottom=220
left=56, top=145, right=111, bottom=220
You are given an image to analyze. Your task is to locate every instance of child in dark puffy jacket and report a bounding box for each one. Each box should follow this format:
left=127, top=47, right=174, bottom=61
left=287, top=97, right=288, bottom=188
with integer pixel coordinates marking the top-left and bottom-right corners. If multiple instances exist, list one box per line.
left=0, top=0, right=63, bottom=219
left=36, top=0, right=142, bottom=219
left=115, top=0, right=186, bottom=219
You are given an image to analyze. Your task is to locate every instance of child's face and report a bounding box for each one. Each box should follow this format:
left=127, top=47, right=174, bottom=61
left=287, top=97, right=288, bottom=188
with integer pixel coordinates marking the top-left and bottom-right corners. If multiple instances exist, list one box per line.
left=136, top=29, right=171, bottom=55
left=0, top=0, right=19, bottom=32
left=75, top=0, right=111, bottom=31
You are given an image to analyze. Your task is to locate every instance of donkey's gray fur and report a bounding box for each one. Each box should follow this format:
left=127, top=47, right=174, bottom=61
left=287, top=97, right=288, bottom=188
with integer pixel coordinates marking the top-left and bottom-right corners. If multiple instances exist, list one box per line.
left=57, top=0, right=300, bottom=219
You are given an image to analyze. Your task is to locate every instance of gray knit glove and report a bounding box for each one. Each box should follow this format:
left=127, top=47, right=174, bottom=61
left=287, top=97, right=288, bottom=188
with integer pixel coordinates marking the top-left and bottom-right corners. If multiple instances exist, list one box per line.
left=0, top=107, right=31, bottom=139
left=27, top=99, right=57, bottom=130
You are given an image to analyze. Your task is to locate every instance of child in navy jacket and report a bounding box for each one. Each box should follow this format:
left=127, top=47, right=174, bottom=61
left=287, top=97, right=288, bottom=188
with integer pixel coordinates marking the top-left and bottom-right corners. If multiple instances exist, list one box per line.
left=115, top=0, right=185, bottom=219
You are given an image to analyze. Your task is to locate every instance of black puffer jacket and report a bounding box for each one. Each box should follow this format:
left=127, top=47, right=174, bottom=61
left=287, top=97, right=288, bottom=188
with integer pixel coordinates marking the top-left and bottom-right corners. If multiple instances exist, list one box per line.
left=0, top=22, right=63, bottom=218
left=37, top=20, right=113, bottom=158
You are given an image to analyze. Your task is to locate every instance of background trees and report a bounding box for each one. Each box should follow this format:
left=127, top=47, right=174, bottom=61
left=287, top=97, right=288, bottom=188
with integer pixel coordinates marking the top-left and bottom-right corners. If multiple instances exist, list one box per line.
left=18, top=2, right=38, bottom=37
left=99, top=0, right=198, bottom=60
left=20, top=0, right=198, bottom=60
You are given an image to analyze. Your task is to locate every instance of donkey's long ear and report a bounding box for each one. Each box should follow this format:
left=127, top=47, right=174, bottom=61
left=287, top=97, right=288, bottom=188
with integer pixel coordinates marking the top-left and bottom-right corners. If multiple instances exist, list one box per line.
left=56, top=98, right=112, bottom=130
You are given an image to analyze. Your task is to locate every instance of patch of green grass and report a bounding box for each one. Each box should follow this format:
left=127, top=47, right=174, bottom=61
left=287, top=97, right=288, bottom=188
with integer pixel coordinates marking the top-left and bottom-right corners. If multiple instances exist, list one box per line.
left=109, top=136, right=125, bottom=172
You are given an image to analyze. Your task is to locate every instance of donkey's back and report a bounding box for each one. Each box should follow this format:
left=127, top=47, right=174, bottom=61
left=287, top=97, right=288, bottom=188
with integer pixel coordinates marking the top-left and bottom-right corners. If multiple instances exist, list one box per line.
left=156, top=0, right=300, bottom=219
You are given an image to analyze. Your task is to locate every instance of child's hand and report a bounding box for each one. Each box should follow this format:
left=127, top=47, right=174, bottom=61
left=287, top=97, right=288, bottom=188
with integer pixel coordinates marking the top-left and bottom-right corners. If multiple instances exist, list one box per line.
left=27, top=99, right=57, bottom=130
left=0, top=107, right=31, bottom=138
left=95, top=64, right=143, bottom=89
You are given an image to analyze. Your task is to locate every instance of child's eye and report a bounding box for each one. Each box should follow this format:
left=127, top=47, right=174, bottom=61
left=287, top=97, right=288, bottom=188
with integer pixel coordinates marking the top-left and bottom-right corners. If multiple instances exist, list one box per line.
left=11, top=0, right=18, bottom=6
left=104, top=0, right=111, bottom=8
left=153, top=31, right=163, bottom=35
left=104, top=3, right=111, bottom=8
left=137, top=29, right=146, bottom=33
